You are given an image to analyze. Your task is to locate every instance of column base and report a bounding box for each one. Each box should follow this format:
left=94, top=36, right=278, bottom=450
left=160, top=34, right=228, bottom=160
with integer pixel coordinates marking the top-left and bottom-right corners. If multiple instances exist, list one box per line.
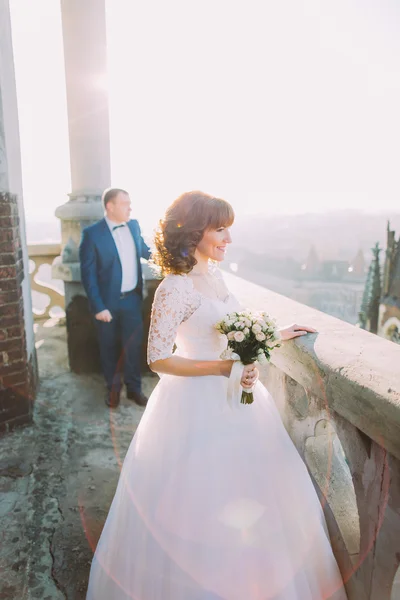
left=66, top=293, right=102, bottom=374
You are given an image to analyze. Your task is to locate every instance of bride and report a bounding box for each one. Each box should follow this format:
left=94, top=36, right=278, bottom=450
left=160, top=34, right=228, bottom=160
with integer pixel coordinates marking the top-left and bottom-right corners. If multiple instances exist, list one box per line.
left=86, top=191, right=348, bottom=600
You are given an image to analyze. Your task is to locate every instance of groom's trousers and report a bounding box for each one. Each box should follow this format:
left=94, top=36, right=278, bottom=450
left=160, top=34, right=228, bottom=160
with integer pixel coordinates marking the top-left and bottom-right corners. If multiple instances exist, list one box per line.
left=95, top=291, right=143, bottom=394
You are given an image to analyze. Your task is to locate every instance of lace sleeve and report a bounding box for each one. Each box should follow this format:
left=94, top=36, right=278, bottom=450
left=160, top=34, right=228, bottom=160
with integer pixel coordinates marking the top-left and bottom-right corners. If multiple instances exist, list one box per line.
left=147, top=275, right=200, bottom=364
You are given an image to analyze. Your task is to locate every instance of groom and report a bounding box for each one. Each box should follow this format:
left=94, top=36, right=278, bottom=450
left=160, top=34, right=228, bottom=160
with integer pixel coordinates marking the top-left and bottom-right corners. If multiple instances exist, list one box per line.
left=79, top=188, right=151, bottom=408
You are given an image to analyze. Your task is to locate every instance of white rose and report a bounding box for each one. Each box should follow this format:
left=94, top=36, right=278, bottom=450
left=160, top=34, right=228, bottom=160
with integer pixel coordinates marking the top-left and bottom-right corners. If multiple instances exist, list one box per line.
left=262, top=312, right=274, bottom=322
left=234, top=331, right=245, bottom=342
left=252, top=324, right=262, bottom=334
left=243, top=327, right=250, bottom=335
left=244, top=319, right=252, bottom=327
left=257, top=353, right=268, bottom=365
left=227, top=331, right=236, bottom=340
left=221, top=348, right=240, bottom=360
left=256, top=332, right=266, bottom=342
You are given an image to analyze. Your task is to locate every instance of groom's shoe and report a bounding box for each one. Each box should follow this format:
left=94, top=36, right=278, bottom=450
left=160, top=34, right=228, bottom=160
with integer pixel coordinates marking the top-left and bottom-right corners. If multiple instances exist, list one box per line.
left=126, top=390, right=148, bottom=407
left=105, top=389, right=120, bottom=408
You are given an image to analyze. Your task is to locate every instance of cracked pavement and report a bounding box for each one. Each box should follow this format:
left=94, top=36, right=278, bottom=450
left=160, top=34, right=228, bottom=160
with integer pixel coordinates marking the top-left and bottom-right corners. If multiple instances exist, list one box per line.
left=0, top=321, right=157, bottom=599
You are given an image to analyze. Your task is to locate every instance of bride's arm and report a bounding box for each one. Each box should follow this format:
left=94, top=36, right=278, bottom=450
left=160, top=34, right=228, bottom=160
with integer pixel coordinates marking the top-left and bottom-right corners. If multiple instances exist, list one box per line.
left=147, top=276, right=233, bottom=378
left=149, top=355, right=233, bottom=377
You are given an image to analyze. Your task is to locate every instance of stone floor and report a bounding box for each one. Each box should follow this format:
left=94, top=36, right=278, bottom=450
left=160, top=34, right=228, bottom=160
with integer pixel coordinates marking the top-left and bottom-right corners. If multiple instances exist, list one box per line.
left=0, top=320, right=157, bottom=599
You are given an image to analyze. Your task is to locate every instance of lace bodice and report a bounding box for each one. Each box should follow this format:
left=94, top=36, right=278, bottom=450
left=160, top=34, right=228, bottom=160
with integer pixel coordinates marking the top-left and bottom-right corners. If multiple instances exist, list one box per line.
left=147, top=270, right=240, bottom=364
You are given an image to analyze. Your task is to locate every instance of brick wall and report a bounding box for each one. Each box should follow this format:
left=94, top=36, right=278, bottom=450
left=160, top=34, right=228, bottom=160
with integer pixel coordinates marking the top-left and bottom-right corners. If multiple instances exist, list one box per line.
left=0, top=192, right=37, bottom=432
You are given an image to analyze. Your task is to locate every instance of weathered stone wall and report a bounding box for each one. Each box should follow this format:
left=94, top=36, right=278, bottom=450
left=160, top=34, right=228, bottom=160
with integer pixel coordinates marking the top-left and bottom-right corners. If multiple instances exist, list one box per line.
left=225, top=270, right=400, bottom=600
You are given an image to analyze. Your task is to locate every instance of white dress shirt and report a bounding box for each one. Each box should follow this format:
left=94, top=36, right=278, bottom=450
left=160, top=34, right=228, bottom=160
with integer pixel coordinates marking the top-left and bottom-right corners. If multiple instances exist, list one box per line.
left=105, top=217, right=138, bottom=293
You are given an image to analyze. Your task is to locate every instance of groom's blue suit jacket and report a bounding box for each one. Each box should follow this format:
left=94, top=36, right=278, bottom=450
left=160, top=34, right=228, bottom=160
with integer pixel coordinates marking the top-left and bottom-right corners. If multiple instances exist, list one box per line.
left=79, top=218, right=151, bottom=315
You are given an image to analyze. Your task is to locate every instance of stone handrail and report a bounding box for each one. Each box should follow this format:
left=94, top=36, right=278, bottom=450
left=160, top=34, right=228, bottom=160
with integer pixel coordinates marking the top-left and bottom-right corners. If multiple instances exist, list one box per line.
left=224, top=270, right=400, bottom=600
left=28, top=243, right=65, bottom=320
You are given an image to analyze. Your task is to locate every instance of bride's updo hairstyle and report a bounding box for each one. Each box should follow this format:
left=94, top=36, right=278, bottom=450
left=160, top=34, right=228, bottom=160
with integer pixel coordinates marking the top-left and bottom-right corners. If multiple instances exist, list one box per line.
left=153, top=191, right=234, bottom=275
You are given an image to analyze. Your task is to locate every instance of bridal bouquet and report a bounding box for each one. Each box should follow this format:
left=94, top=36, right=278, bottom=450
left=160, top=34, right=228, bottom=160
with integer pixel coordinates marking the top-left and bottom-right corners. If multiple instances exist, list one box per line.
left=215, top=310, right=281, bottom=405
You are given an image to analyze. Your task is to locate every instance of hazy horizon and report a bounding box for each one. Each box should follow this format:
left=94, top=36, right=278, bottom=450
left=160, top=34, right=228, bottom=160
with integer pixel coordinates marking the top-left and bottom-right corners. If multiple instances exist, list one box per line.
left=26, top=209, right=400, bottom=265
left=25, top=205, right=400, bottom=225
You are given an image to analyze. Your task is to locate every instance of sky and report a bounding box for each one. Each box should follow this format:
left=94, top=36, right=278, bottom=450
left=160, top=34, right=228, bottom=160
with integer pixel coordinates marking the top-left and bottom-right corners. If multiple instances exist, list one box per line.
left=9, top=0, right=400, bottom=234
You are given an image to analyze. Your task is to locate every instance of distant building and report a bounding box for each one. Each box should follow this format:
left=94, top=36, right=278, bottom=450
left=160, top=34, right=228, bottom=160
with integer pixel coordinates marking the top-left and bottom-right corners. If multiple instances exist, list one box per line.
left=349, top=248, right=366, bottom=277
left=359, top=224, right=400, bottom=343
left=301, top=245, right=320, bottom=276
left=379, top=224, right=400, bottom=342
left=319, top=260, right=350, bottom=281
left=358, top=243, right=381, bottom=334
left=301, top=246, right=366, bottom=283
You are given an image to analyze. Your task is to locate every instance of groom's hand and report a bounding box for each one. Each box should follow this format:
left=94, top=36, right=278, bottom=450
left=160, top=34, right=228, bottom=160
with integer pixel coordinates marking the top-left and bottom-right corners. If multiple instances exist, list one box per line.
left=95, top=309, right=113, bottom=322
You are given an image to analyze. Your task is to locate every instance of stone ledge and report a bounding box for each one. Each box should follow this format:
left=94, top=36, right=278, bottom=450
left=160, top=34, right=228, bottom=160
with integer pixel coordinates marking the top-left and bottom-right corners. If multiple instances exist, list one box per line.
left=55, top=199, right=104, bottom=221
left=225, top=271, right=400, bottom=460
left=27, top=243, right=62, bottom=257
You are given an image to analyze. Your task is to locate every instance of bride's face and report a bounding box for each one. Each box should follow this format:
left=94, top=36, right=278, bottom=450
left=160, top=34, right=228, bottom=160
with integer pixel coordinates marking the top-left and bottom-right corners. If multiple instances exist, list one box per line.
left=195, top=226, right=232, bottom=262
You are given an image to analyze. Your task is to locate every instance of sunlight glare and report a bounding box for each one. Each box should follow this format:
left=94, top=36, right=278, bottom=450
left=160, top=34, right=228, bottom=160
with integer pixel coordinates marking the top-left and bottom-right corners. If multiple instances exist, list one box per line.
left=8, top=0, right=400, bottom=236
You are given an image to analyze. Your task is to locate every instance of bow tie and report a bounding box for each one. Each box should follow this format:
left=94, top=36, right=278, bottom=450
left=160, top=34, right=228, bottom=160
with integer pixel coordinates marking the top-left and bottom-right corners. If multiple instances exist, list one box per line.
left=113, top=224, right=126, bottom=231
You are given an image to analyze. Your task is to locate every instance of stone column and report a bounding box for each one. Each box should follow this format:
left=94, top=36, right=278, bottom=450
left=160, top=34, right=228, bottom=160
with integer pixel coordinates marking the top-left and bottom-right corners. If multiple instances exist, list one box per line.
left=0, top=0, right=38, bottom=431
left=54, top=0, right=111, bottom=372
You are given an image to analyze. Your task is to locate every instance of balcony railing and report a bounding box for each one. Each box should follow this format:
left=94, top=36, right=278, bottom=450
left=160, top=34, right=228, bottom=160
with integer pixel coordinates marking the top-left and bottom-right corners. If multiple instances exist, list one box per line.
left=225, top=271, right=400, bottom=600
left=28, top=243, right=65, bottom=321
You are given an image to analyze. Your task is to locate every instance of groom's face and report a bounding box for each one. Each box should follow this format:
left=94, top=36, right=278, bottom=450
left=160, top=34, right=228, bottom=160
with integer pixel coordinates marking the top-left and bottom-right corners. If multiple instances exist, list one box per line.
left=107, top=192, right=132, bottom=223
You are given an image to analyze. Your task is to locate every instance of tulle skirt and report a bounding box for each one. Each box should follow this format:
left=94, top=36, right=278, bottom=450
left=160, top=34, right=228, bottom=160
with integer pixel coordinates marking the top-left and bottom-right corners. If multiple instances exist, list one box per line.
left=86, top=374, right=347, bottom=600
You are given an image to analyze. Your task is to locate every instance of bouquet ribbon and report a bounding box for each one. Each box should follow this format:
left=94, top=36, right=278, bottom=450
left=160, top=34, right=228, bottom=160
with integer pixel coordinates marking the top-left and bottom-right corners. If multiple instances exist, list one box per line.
left=227, top=360, right=255, bottom=409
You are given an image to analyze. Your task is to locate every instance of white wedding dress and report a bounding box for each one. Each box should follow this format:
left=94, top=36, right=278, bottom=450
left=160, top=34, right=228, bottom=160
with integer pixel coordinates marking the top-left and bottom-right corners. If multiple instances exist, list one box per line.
left=86, top=270, right=348, bottom=600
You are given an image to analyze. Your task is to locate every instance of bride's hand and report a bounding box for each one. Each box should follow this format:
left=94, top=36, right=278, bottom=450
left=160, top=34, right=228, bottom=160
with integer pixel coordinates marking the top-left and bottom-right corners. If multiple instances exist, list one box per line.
left=241, top=364, right=259, bottom=389
left=279, top=323, right=317, bottom=341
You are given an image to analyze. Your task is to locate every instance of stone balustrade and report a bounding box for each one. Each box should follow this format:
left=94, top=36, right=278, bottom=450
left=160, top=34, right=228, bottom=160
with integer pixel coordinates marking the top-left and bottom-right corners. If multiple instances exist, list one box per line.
left=224, top=270, right=400, bottom=600
left=27, top=243, right=65, bottom=321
